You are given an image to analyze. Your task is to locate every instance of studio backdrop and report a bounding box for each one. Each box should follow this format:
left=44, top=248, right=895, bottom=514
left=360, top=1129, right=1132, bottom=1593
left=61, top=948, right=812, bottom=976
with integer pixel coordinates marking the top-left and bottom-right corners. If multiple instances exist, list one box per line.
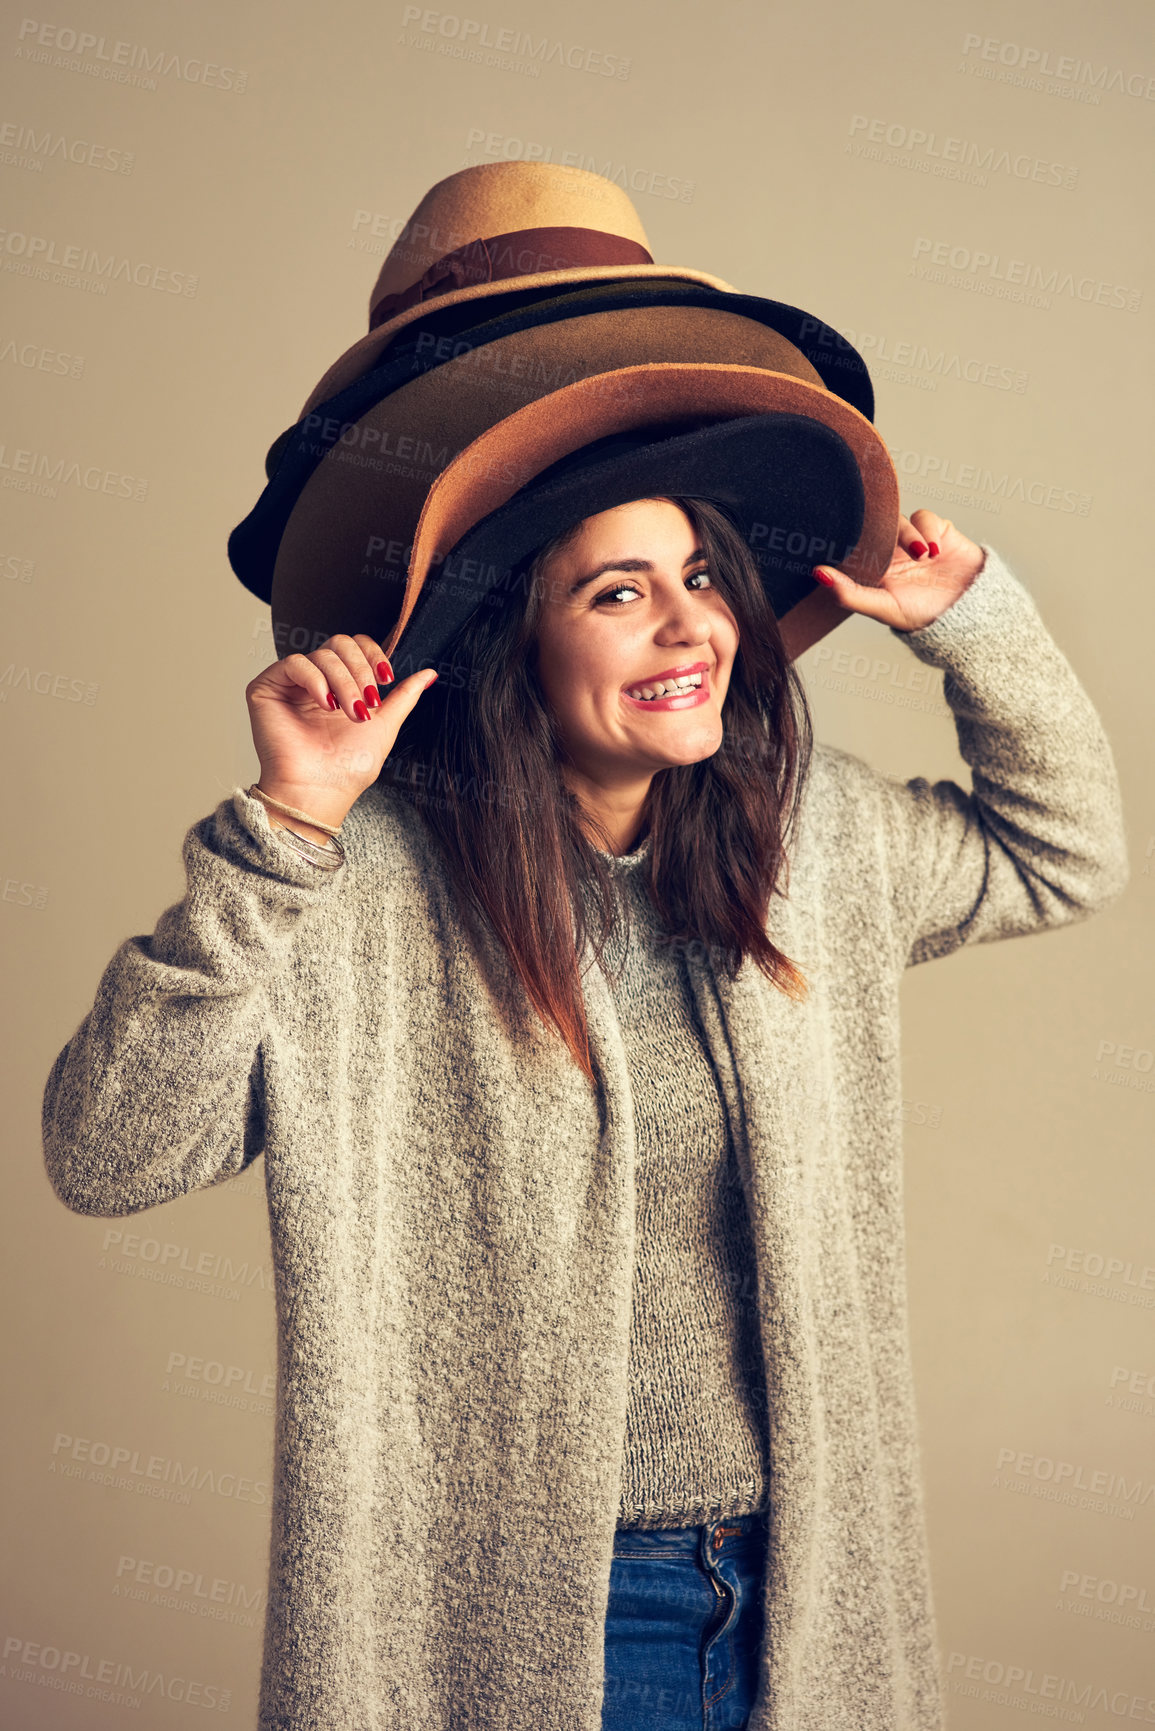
left=2, top=0, right=1152, bottom=1725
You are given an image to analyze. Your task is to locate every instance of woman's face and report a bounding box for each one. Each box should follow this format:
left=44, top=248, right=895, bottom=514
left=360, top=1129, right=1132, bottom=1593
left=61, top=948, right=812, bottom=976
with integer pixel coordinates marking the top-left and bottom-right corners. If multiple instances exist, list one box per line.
left=531, top=498, right=740, bottom=795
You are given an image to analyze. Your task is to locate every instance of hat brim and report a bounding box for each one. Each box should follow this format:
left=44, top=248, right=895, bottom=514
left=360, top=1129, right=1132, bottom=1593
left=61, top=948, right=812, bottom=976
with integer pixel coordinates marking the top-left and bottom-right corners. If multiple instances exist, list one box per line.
left=387, top=364, right=898, bottom=667
left=302, top=264, right=738, bottom=413
left=241, top=283, right=864, bottom=613
left=393, top=413, right=866, bottom=676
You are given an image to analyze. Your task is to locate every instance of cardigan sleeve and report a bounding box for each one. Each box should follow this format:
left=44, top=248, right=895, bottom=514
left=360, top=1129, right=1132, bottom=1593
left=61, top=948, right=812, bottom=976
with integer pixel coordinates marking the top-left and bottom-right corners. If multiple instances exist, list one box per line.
left=851, top=543, right=1130, bottom=970
left=41, top=787, right=347, bottom=1217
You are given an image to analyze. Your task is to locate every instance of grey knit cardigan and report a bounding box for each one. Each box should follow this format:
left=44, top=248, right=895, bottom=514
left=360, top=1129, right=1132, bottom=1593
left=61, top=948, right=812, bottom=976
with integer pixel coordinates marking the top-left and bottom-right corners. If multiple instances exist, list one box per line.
left=42, top=545, right=1129, bottom=1731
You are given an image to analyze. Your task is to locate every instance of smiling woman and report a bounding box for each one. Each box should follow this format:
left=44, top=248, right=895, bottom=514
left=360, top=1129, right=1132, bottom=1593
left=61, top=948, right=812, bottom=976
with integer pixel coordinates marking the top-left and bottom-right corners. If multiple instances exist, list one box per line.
left=42, top=159, right=1131, bottom=1731
left=535, top=501, right=739, bottom=814
left=385, top=493, right=814, bottom=1080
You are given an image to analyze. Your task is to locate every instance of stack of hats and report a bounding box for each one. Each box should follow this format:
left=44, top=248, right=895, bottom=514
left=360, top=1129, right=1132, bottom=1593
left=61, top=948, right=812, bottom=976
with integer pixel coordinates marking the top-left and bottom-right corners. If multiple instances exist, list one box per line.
left=228, top=161, right=899, bottom=676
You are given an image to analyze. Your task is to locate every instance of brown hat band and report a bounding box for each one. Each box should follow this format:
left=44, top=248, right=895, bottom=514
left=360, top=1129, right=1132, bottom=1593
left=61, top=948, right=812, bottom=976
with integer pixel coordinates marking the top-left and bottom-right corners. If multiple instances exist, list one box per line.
left=368, top=226, right=655, bottom=330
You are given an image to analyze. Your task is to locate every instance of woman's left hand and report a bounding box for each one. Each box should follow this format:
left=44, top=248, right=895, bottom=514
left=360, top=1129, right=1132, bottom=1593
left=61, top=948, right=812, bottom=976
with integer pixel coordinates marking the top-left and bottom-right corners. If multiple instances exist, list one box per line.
left=811, top=510, right=986, bottom=632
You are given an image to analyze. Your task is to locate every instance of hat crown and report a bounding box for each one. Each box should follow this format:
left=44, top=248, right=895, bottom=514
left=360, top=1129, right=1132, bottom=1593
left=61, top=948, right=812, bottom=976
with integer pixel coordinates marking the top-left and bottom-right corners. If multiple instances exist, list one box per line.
left=371, top=161, right=652, bottom=306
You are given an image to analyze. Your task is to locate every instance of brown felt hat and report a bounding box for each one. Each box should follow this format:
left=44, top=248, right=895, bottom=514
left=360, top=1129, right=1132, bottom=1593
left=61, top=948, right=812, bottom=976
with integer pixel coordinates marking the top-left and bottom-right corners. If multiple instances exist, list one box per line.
left=227, top=161, right=898, bottom=665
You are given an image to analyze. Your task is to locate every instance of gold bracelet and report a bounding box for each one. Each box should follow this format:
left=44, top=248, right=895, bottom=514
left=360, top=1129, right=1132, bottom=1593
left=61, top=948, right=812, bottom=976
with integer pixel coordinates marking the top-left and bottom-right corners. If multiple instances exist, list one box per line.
left=247, top=783, right=343, bottom=838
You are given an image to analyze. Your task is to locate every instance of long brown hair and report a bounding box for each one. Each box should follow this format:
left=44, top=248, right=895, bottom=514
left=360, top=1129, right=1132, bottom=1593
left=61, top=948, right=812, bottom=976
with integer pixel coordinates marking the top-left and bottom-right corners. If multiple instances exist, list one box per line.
left=380, top=496, right=814, bottom=1083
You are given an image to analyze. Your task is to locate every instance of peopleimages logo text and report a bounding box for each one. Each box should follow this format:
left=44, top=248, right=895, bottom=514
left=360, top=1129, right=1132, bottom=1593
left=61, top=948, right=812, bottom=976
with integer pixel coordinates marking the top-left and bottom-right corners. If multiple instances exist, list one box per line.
left=0, top=119, right=134, bottom=172
left=14, top=18, right=248, bottom=90
left=0, top=228, right=196, bottom=295
left=911, top=237, right=1140, bottom=311
left=960, top=33, right=1155, bottom=101
left=399, top=7, right=631, bottom=77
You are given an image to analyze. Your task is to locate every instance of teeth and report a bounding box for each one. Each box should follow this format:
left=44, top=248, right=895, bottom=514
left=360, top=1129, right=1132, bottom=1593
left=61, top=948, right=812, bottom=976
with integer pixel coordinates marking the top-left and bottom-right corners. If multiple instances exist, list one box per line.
left=626, top=673, right=703, bottom=700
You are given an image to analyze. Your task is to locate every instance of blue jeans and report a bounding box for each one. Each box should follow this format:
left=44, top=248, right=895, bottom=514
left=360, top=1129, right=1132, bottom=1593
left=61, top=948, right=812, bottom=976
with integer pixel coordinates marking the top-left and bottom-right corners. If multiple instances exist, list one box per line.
left=601, top=1510, right=768, bottom=1730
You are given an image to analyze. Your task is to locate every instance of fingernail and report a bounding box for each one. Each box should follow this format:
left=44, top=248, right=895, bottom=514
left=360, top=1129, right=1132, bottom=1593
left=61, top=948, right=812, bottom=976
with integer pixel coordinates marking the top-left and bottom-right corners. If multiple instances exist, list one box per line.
left=376, top=661, right=394, bottom=683
left=326, top=691, right=338, bottom=710
left=424, top=670, right=439, bottom=689
left=927, top=541, right=940, bottom=557
left=353, top=699, right=369, bottom=721
left=909, top=540, right=928, bottom=559
left=812, top=567, right=836, bottom=587
left=363, top=684, right=380, bottom=708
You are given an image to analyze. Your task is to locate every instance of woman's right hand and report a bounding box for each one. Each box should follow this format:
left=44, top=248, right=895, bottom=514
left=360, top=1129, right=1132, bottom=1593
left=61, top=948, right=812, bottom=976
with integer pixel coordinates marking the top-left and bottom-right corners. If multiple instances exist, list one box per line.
left=245, top=633, right=438, bottom=832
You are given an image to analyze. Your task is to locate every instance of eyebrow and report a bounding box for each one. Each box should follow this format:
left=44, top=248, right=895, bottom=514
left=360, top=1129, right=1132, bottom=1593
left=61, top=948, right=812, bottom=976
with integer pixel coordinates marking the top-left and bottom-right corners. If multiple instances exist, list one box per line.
left=568, top=548, right=707, bottom=594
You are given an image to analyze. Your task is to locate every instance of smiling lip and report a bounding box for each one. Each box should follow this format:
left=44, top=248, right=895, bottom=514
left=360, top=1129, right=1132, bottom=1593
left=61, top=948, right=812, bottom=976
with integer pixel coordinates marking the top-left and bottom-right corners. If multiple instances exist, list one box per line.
left=621, top=660, right=712, bottom=712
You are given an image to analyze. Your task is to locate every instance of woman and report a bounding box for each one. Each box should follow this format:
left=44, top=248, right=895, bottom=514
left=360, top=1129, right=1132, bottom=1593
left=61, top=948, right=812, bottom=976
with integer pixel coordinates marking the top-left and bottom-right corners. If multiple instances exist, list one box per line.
left=41, top=481, right=1128, bottom=1731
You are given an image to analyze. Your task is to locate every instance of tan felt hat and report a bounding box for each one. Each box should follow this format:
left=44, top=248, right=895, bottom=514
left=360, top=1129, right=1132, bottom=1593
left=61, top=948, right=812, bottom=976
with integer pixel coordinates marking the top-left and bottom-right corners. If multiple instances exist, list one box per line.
left=304, top=160, right=739, bottom=412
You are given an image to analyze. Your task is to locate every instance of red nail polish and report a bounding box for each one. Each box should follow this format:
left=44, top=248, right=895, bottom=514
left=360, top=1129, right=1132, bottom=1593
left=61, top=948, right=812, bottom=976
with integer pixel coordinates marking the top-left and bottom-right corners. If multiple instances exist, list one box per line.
left=363, top=684, right=380, bottom=708
left=326, top=691, right=338, bottom=710
left=353, top=699, right=369, bottom=721
left=927, top=541, right=940, bottom=557
left=376, top=661, right=394, bottom=683
left=812, top=568, right=835, bottom=587
left=909, top=540, right=928, bottom=558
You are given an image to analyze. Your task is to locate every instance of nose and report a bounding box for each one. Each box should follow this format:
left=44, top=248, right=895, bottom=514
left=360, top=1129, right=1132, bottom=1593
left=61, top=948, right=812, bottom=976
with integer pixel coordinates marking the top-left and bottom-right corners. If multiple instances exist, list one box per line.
left=652, top=590, right=714, bottom=645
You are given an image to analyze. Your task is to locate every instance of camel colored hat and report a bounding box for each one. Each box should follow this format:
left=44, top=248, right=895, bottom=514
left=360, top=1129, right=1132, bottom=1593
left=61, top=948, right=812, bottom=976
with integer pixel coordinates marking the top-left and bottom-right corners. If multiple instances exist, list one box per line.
left=227, top=162, right=895, bottom=663
left=306, top=160, right=741, bottom=412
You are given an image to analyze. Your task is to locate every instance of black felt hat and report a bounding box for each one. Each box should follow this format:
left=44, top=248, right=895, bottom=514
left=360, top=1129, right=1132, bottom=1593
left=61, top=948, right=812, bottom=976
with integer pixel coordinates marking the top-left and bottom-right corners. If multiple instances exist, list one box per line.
left=378, top=361, right=899, bottom=671
left=393, top=411, right=875, bottom=677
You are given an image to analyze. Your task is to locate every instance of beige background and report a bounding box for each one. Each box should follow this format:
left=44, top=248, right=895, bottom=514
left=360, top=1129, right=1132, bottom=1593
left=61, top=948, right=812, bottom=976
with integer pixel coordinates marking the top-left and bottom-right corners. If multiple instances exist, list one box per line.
left=3, top=0, right=1153, bottom=1723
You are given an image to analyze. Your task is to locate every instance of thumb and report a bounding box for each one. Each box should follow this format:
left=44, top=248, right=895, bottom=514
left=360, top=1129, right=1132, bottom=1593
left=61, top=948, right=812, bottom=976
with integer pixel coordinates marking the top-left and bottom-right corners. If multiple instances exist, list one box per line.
left=388, top=665, right=439, bottom=712
left=397, top=665, right=439, bottom=694
left=373, top=664, right=440, bottom=750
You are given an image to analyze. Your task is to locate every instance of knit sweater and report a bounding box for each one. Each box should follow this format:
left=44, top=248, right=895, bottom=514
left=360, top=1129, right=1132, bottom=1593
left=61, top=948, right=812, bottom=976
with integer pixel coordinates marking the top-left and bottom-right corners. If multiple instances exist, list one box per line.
left=596, top=842, right=773, bottom=1529
left=41, top=545, right=1129, bottom=1731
